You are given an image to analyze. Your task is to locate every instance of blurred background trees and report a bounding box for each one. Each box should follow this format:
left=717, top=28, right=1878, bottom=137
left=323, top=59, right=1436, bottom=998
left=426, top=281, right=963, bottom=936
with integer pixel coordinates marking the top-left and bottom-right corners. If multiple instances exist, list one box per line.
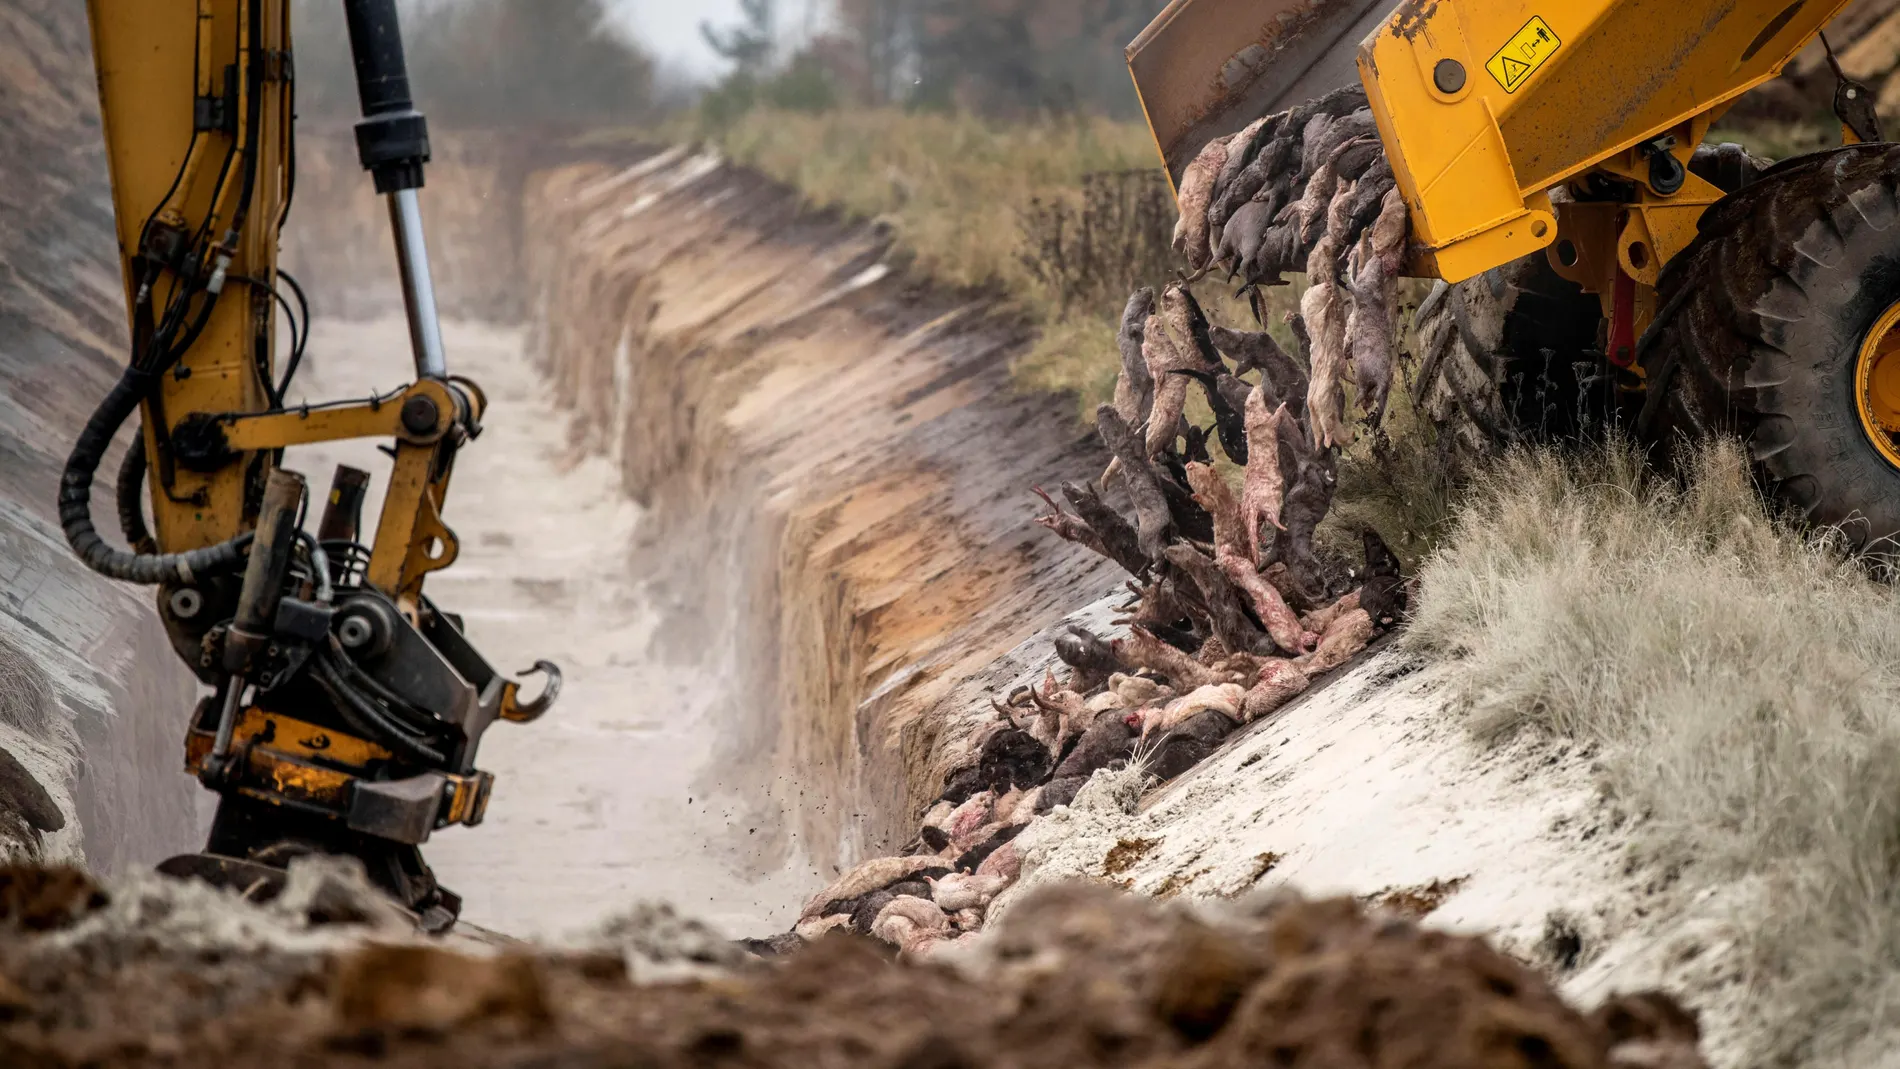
left=699, top=0, right=1154, bottom=122
left=289, top=0, right=1160, bottom=126
left=293, top=0, right=663, bottom=127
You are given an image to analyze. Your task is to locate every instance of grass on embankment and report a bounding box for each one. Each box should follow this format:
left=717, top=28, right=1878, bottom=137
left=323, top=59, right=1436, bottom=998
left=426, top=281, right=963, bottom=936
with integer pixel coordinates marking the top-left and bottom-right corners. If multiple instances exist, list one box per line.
left=1405, top=436, right=1900, bottom=1064
left=708, top=108, right=1159, bottom=295
left=703, top=109, right=1167, bottom=416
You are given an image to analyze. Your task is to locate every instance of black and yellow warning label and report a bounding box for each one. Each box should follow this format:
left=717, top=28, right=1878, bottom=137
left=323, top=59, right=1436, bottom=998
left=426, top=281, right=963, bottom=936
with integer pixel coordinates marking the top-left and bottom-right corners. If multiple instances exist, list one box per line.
left=1486, top=16, right=1560, bottom=93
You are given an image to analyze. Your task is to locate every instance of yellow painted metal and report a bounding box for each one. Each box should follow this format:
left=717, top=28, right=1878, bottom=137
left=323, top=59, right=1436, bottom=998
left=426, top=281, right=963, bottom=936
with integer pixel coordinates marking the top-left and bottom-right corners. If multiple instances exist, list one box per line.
left=87, top=5, right=474, bottom=610
left=1856, top=302, right=1900, bottom=471
left=186, top=707, right=395, bottom=812
left=1358, top=0, right=1854, bottom=282
left=220, top=380, right=453, bottom=452
left=88, top=0, right=291, bottom=542
left=222, top=401, right=406, bottom=451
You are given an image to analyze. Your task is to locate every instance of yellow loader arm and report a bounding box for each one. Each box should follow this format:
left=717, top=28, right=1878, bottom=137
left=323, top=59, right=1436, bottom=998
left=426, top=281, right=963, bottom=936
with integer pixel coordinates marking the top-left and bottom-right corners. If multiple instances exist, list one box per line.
left=1130, top=0, right=1854, bottom=282
left=1130, top=0, right=1900, bottom=554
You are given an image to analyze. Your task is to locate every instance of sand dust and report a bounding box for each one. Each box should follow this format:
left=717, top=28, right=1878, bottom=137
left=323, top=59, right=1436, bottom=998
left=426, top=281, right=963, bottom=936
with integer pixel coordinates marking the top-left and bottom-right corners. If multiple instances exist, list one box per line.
left=278, top=317, right=820, bottom=939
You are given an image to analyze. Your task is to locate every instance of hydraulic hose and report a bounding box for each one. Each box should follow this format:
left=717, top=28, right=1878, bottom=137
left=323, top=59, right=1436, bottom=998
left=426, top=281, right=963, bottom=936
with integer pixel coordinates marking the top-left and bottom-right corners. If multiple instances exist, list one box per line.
left=313, top=650, right=444, bottom=765
left=115, top=431, right=155, bottom=554
left=59, top=365, right=251, bottom=585
left=323, top=634, right=442, bottom=737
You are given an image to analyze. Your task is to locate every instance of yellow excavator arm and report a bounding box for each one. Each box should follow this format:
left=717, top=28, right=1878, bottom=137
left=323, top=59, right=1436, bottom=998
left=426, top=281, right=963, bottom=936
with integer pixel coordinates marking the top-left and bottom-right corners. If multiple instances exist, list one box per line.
left=73, top=0, right=556, bottom=927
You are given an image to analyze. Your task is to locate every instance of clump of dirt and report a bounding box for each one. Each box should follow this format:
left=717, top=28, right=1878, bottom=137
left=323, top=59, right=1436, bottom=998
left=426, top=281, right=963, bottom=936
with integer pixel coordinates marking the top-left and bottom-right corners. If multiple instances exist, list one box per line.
left=1102, top=837, right=1161, bottom=876
left=0, top=871, right=1706, bottom=1068
left=1363, top=876, right=1469, bottom=919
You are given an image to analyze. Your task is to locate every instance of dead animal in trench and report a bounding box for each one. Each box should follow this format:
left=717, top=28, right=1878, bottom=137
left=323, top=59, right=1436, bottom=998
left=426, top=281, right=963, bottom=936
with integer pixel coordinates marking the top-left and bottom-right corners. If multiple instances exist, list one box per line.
left=1172, top=368, right=1252, bottom=465
left=1142, top=684, right=1246, bottom=740
left=1301, top=608, right=1376, bottom=676
left=1242, top=660, right=1312, bottom=722
left=852, top=890, right=898, bottom=934
left=1300, top=588, right=1362, bottom=635
left=1219, top=550, right=1316, bottom=655
left=1037, top=774, right=1093, bottom=813
left=802, top=855, right=955, bottom=922
left=1054, top=625, right=1120, bottom=692
left=1145, top=709, right=1239, bottom=782
left=1031, top=487, right=1106, bottom=558
left=1166, top=544, right=1272, bottom=657
left=873, top=896, right=952, bottom=958
left=1094, top=406, right=1174, bottom=560
left=976, top=840, right=1022, bottom=882
left=1112, top=288, right=1157, bottom=426
left=1060, top=481, right=1150, bottom=578
left=1173, top=135, right=1230, bottom=273
left=1240, top=390, right=1292, bottom=560
left=943, top=790, right=995, bottom=845
left=977, top=728, right=1054, bottom=793
left=1360, top=527, right=1410, bottom=626
left=1116, top=627, right=1226, bottom=689
left=1112, top=673, right=1172, bottom=707
left=929, top=871, right=1012, bottom=912
left=1053, top=711, right=1138, bottom=782
left=793, top=913, right=852, bottom=943
left=956, top=823, right=1026, bottom=874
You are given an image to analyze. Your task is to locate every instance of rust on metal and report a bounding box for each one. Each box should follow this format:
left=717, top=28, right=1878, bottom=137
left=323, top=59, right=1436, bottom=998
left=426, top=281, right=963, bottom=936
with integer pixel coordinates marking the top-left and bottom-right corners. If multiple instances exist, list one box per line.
left=1128, top=0, right=1391, bottom=183
left=1390, top=0, right=1440, bottom=40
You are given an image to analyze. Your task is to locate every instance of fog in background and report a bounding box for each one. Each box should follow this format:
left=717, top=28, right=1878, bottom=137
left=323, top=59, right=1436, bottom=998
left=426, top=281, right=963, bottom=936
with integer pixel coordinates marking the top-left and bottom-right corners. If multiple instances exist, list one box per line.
left=291, top=0, right=1159, bottom=127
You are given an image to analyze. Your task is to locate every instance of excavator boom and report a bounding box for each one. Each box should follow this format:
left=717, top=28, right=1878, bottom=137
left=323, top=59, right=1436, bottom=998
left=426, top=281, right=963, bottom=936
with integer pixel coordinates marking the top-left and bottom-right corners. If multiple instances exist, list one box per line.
left=74, top=0, right=557, bottom=927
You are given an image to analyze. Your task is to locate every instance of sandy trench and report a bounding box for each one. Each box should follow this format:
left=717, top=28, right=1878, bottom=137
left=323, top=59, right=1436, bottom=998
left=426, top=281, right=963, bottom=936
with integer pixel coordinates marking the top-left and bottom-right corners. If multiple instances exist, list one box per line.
left=278, top=316, right=819, bottom=940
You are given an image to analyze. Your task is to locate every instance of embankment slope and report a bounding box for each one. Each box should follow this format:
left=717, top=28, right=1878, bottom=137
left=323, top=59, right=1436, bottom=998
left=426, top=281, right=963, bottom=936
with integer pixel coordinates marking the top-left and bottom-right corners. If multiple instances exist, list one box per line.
left=0, top=0, right=206, bottom=872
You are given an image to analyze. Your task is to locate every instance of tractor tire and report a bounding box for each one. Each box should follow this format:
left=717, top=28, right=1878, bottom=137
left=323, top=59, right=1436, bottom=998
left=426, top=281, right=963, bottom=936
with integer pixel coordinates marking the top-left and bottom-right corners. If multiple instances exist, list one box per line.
left=1641, top=142, right=1900, bottom=549
left=1413, top=252, right=1609, bottom=460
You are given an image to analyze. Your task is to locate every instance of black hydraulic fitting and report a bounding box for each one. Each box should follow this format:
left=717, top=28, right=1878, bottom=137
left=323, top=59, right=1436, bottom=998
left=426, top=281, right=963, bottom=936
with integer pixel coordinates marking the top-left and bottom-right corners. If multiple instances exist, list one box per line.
left=342, top=0, right=431, bottom=194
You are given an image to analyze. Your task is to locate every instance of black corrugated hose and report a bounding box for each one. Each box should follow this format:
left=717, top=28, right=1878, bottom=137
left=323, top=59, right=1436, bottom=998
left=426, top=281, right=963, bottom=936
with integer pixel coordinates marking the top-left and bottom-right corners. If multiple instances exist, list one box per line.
left=60, top=363, right=254, bottom=585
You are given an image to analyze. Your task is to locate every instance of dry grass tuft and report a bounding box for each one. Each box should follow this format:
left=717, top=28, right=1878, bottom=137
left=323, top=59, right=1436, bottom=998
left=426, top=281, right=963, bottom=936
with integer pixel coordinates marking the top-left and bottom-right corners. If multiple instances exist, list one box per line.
left=0, top=636, right=57, bottom=740
left=1405, top=435, right=1900, bottom=1061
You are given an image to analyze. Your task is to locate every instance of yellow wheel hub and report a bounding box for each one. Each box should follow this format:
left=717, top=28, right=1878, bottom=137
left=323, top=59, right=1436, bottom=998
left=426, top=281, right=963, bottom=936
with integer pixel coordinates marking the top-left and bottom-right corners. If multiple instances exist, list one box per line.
left=1856, top=302, right=1900, bottom=470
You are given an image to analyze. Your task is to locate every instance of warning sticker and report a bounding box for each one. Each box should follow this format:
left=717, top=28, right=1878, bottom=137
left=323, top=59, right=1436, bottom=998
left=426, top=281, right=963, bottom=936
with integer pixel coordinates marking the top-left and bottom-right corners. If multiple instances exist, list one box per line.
left=1486, top=16, right=1561, bottom=93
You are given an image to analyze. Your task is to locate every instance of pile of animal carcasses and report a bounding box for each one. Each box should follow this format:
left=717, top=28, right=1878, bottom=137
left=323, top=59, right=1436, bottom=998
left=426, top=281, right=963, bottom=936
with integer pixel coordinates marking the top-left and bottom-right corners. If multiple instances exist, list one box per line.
left=1175, top=85, right=1412, bottom=447
left=773, top=98, right=1421, bottom=962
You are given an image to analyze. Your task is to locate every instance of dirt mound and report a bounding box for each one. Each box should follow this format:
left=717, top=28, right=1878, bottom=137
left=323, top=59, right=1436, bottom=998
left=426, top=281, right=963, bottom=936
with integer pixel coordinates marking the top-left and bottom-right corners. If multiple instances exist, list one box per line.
left=0, top=869, right=1702, bottom=1068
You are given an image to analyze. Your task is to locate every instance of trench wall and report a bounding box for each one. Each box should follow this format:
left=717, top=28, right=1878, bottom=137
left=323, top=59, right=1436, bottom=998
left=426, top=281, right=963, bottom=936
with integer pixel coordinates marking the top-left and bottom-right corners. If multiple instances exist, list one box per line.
left=283, top=135, right=1116, bottom=865
left=0, top=0, right=210, bottom=871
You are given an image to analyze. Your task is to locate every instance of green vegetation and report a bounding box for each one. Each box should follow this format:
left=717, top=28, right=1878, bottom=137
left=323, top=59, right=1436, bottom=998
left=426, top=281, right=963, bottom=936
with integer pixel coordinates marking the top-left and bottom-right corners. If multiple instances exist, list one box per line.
left=701, top=108, right=1460, bottom=561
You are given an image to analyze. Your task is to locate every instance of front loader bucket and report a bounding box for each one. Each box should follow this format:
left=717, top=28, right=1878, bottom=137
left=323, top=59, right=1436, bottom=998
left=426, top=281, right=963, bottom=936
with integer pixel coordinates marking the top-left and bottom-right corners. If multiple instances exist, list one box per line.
left=1128, top=0, right=1391, bottom=186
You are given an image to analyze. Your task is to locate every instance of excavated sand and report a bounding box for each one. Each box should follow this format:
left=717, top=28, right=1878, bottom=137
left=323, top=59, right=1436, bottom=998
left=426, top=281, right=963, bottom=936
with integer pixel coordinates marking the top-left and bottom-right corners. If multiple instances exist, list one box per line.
left=0, top=864, right=1703, bottom=1068
left=277, top=317, right=822, bottom=938
left=978, top=627, right=1765, bottom=1066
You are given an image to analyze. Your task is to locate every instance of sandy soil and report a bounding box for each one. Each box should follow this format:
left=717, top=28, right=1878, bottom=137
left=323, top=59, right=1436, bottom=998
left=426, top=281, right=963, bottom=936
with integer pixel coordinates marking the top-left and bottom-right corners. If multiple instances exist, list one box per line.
left=279, top=317, right=820, bottom=940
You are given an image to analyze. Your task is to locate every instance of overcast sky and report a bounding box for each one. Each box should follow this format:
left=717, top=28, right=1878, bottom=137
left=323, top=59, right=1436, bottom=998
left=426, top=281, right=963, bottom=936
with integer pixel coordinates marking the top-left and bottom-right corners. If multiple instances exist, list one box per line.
left=610, top=0, right=822, bottom=80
